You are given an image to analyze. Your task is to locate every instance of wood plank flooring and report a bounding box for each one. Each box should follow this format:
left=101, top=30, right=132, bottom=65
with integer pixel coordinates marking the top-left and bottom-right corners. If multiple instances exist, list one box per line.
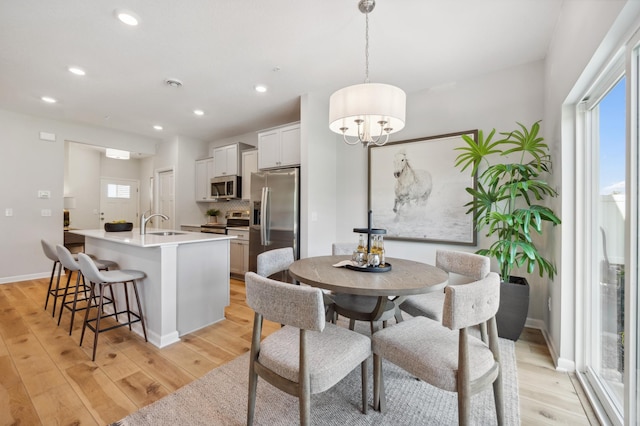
left=0, top=274, right=597, bottom=425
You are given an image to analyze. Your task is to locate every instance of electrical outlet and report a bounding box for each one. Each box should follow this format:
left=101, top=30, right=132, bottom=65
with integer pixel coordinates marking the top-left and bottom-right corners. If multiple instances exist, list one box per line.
left=5, top=208, right=12, bottom=216
left=41, top=209, right=51, bottom=217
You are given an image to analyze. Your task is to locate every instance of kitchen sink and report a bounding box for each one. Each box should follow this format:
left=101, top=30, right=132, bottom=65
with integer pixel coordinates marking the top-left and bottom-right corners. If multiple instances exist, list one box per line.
left=147, top=231, right=185, bottom=236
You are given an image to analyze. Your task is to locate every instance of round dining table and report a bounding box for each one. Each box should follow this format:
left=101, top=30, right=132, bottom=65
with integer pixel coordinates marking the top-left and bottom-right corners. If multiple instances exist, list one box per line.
left=288, top=255, right=449, bottom=323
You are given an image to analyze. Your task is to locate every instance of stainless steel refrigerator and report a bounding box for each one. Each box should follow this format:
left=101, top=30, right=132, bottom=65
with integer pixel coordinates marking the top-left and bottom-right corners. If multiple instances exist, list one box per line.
left=249, top=167, right=300, bottom=273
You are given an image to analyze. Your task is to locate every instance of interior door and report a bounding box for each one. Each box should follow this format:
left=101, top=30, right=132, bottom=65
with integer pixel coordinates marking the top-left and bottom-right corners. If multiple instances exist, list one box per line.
left=99, top=178, right=139, bottom=226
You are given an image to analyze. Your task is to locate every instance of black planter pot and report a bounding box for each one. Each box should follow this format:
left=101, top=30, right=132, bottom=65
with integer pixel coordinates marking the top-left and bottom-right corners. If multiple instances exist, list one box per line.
left=496, top=276, right=530, bottom=341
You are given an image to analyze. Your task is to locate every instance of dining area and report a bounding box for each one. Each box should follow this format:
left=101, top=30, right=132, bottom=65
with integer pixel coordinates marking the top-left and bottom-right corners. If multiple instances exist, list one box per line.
left=242, top=245, right=508, bottom=425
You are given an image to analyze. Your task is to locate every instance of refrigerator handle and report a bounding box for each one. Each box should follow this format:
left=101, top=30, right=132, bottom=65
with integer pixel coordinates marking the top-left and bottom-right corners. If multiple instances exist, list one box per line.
left=260, top=187, right=270, bottom=245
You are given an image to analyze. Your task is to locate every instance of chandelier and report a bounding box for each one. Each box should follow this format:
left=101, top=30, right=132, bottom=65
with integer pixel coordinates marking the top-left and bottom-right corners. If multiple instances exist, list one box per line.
left=329, top=0, right=406, bottom=147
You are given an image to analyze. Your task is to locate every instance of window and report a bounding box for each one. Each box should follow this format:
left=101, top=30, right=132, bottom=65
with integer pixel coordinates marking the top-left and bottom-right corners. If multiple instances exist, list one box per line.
left=107, top=184, right=131, bottom=199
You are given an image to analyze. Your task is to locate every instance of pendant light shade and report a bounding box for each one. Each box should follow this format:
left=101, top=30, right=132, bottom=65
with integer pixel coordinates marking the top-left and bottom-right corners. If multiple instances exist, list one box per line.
left=329, top=82, right=406, bottom=140
left=328, top=0, right=406, bottom=147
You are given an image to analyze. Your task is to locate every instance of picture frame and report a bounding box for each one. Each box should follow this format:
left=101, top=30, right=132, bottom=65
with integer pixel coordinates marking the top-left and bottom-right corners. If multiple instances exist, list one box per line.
left=368, top=130, right=478, bottom=245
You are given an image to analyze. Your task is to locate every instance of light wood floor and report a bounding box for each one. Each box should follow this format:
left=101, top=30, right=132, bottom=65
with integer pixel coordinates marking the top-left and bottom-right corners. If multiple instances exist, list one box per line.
left=0, top=275, right=597, bottom=425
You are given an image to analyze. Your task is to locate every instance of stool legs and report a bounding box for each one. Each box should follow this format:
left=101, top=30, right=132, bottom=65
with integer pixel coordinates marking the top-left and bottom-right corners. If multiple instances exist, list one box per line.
left=44, top=260, right=63, bottom=315
left=80, top=279, right=147, bottom=361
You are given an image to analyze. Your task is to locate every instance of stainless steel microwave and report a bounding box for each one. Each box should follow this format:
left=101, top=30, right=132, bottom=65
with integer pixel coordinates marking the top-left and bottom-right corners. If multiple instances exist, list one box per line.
left=211, top=175, right=241, bottom=199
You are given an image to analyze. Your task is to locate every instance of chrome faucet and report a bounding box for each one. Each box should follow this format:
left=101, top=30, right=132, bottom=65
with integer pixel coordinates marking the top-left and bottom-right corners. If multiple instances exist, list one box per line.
left=140, top=210, right=169, bottom=235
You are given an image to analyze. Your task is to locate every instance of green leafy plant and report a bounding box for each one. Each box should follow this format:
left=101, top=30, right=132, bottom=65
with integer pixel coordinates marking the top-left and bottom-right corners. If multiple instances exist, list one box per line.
left=455, top=121, right=561, bottom=283
left=206, top=208, right=220, bottom=217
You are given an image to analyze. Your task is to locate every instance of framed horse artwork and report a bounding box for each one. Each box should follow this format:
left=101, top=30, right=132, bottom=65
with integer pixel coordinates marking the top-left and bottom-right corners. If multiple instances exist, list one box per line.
left=368, top=130, right=478, bottom=245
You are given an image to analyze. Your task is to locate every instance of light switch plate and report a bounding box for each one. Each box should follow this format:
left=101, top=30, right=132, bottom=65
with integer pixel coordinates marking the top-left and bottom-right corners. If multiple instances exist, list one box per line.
left=38, top=190, right=51, bottom=199
left=5, top=208, right=12, bottom=217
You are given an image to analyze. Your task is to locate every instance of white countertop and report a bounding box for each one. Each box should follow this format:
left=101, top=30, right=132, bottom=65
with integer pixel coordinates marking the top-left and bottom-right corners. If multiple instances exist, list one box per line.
left=71, top=228, right=236, bottom=248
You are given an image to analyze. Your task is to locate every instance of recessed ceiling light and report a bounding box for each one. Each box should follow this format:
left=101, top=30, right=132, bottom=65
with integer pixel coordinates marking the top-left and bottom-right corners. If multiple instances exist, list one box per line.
left=153, top=125, right=163, bottom=130
left=255, top=85, right=267, bottom=93
left=115, top=9, right=139, bottom=26
left=68, top=66, right=86, bottom=76
left=193, top=109, right=204, bottom=116
left=41, top=96, right=57, bottom=103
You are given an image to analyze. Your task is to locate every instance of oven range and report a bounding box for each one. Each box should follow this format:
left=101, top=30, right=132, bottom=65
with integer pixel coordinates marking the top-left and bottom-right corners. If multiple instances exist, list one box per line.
left=200, top=210, right=250, bottom=234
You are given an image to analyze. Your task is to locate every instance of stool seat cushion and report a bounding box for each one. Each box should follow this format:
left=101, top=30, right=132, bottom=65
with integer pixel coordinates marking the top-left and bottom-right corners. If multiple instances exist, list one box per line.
left=100, top=269, right=146, bottom=283
left=93, top=259, right=118, bottom=270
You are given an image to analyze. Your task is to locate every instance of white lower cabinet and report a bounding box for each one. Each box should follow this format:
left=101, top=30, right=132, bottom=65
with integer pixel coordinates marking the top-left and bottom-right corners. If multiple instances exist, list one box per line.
left=228, top=228, right=249, bottom=275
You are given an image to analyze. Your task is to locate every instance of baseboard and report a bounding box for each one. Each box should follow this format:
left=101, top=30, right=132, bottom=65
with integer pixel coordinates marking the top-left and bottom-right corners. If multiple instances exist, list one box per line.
left=524, top=317, right=576, bottom=372
left=0, top=271, right=52, bottom=284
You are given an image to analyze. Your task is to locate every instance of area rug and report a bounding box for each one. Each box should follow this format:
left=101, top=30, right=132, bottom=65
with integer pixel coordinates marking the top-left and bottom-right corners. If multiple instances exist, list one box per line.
left=113, top=334, right=519, bottom=425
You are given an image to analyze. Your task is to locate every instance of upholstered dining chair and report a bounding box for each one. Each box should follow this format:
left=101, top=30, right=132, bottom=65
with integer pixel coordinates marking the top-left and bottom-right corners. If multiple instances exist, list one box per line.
left=331, top=242, right=396, bottom=333
left=245, top=271, right=371, bottom=425
left=256, top=247, right=295, bottom=282
left=400, top=249, right=491, bottom=323
left=258, top=247, right=335, bottom=318
left=372, top=271, right=504, bottom=426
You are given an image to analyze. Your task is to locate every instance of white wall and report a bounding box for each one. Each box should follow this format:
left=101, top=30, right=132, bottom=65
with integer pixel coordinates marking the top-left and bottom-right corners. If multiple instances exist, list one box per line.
left=0, top=108, right=159, bottom=283
left=66, top=142, right=100, bottom=229
left=175, top=135, right=210, bottom=225
left=300, top=93, right=337, bottom=257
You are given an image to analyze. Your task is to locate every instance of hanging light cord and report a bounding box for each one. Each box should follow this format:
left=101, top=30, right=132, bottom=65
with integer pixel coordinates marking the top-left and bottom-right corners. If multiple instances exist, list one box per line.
left=364, top=8, right=370, bottom=84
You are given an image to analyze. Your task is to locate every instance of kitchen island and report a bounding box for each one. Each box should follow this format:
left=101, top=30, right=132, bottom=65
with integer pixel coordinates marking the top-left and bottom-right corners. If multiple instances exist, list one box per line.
left=71, top=228, right=235, bottom=348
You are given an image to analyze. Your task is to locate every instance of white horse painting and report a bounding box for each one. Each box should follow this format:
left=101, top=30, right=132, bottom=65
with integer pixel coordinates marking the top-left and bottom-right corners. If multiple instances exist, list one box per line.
left=392, top=150, right=433, bottom=214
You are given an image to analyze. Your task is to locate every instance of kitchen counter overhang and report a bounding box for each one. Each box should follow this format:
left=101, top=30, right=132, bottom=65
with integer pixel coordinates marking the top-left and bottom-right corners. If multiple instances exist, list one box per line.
left=71, top=228, right=235, bottom=348
left=71, top=228, right=236, bottom=247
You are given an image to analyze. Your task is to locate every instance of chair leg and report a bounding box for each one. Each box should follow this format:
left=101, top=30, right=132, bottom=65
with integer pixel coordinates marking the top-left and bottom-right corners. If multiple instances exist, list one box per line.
left=124, top=281, right=132, bottom=331
left=131, top=281, right=148, bottom=342
left=349, top=318, right=356, bottom=330
left=67, top=273, right=83, bottom=335
left=373, top=353, right=386, bottom=412
left=108, top=285, right=119, bottom=322
left=50, top=262, right=63, bottom=317
left=247, top=312, right=262, bottom=426
left=57, top=272, right=74, bottom=326
left=79, top=282, right=95, bottom=348
left=361, top=359, right=368, bottom=414
left=44, top=260, right=59, bottom=311
left=493, top=370, right=505, bottom=425
left=91, top=284, right=106, bottom=362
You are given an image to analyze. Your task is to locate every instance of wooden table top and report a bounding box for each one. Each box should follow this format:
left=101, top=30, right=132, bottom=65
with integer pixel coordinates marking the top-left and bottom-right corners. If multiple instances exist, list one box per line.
left=288, top=255, right=448, bottom=297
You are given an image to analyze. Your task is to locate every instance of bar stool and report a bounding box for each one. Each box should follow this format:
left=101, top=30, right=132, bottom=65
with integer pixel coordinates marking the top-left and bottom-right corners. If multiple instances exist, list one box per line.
left=77, top=253, right=148, bottom=361
left=41, top=239, right=67, bottom=317
left=55, top=244, right=118, bottom=336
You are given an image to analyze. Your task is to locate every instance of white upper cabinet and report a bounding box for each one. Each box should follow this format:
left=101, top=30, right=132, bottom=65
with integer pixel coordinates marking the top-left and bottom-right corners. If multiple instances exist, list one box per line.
left=213, top=144, right=238, bottom=176
left=195, top=158, right=215, bottom=202
left=241, top=150, right=258, bottom=201
left=258, top=122, right=300, bottom=169
left=213, top=142, right=253, bottom=177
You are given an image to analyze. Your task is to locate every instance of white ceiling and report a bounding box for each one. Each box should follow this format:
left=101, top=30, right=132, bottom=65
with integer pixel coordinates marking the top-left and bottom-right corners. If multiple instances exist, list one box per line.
left=0, top=0, right=564, bottom=143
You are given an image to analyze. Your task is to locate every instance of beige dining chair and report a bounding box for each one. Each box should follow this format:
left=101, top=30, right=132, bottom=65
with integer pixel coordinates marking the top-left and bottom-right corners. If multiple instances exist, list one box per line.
left=257, top=247, right=296, bottom=283
left=331, top=242, right=396, bottom=334
left=245, top=271, right=371, bottom=425
left=400, top=250, right=490, bottom=323
left=258, top=247, right=335, bottom=317
left=372, top=271, right=504, bottom=426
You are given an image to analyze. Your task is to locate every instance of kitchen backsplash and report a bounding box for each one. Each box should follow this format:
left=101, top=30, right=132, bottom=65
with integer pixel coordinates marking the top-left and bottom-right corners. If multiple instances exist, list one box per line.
left=207, top=199, right=250, bottom=224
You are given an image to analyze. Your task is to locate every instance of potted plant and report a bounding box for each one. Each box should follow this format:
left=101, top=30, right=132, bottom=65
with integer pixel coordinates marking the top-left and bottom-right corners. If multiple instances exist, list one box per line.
left=206, top=208, right=220, bottom=224
left=455, top=121, right=561, bottom=340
